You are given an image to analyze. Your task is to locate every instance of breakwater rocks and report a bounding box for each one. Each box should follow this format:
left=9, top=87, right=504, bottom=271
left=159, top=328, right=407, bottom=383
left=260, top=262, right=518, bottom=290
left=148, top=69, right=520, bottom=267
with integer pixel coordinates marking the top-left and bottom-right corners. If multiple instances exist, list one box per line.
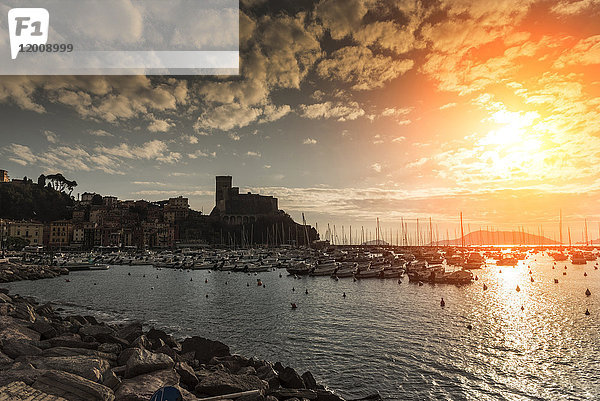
left=0, top=263, right=69, bottom=283
left=0, top=290, right=381, bottom=401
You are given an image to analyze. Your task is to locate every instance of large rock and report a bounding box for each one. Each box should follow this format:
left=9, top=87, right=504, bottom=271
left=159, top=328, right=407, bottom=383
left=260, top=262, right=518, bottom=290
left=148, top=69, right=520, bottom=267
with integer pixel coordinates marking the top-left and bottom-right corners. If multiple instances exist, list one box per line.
left=125, top=348, right=174, bottom=378
left=43, top=334, right=100, bottom=350
left=29, top=320, right=58, bottom=339
left=181, top=336, right=230, bottom=364
left=302, top=371, right=317, bottom=390
left=32, top=370, right=115, bottom=401
left=146, top=328, right=177, bottom=349
left=24, top=355, right=111, bottom=382
left=0, top=316, right=40, bottom=341
left=2, top=339, right=43, bottom=359
left=0, top=380, right=69, bottom=401
left=80, top=324, right=116, bottom=339
left=0, top=368, right=48, bottom=386
left=195, top=371, right=268, bottom=397
left=209, top=355, right=252, bottom=374
left=114, top=368, right=180, bottom=401
left=116, top=322, right=143, bottom=343
left=0, top=351, right=13, bottom=369
left=175, top=361, right=199, bottom=389
left=11, top=302, right=37, bottom=322
left=43, top=346, right=117, bottom=362
left=279, top=366, right=304, bottom=389
left=315, top=389, right=345, bottom=401
left=256, top=365, right=279, bottom=389
left=267, top=388, right=317, bottom=400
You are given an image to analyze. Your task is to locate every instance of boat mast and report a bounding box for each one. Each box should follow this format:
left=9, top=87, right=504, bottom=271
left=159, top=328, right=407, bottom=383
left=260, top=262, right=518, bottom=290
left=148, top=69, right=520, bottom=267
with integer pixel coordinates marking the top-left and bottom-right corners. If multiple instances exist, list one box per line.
left=460, top=212, right=464, bottom=249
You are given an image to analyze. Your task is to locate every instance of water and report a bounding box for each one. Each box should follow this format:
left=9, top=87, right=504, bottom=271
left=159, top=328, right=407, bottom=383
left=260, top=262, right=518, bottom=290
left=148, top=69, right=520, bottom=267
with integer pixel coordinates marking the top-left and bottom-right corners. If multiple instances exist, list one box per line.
left=4, top=254, right=600, bottom=400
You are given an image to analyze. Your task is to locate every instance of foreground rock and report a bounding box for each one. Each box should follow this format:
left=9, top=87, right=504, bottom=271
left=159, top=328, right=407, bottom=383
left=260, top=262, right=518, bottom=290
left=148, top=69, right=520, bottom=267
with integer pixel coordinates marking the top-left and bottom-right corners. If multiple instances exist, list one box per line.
left=0, top=263, right=69, bottom=283
left=0, top=288, right=364, bottom=401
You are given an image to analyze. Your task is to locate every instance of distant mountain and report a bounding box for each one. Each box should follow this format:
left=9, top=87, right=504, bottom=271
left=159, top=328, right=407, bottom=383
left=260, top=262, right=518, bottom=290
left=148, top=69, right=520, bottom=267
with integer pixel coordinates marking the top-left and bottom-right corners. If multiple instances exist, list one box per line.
left=362, top=239, right=389, bottom=246
left=432, top=230, right=559, bottom=246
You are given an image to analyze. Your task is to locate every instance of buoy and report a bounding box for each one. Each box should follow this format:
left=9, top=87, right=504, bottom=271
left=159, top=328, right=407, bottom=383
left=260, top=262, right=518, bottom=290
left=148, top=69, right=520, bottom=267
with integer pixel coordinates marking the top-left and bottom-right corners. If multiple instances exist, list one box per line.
left=292, top=287, right=295, bottom=292
left=143, top=274, right=145, bottom=278
left=483, top=283, right=488, bottom=290
left=93, top=283, right=97, bottom=285
left=586, top=288, right=591, bottom=296
left=206, top=294, right=208, bottom=298
left=521, top=305, right=524, bottom=311
left=528, top=271, right=532, bottom=275
left=156, top=275, right=159, bottom=278
left=585, top=309, right=590, bottom=315
left=499, top=270, right=502, bottom=273
left=263, top=284, right=266, bottom=288
left=65, top=279, right=70, bottom=282
left=128, top=272, right=131, bottom=276
left=565, top=266, right=567, bottom=270
left=305, top=289, right=308, bottom=294
left=474, top=275, right=478, bottom=281
left=440, top=298, right=445, bottom=308
left=397, top=279, right=402, bottom=284
left=279, top=273, right=282, bottom=278
left=151, top=286, right=154, bottom=290
left=205, top=279, right=208, bottom=283
left=225, top=281, right=228, bottom=285
left=353, top=278, right=357, bottom=282
left=418, top=281, right=423, bottom=286
left=247, top=283, right=249, bottom=287
left=190, top=278, right=193, bottom=281
left=584, top=272, right=588, bottom=277
left=563, top=272, right=567, bottom=276
left=291, top=303, right=297, bottom=309
left=343, top=292, right=346, bottom=298
left=516, top=285, right=520, bottom=292
left=554, top=279, right=559, bottom=283
left=552, top=266, right=555, bottom=269
left=466, top=324, right=472, bottom=330
left=530, top=277, right=534, bottom=283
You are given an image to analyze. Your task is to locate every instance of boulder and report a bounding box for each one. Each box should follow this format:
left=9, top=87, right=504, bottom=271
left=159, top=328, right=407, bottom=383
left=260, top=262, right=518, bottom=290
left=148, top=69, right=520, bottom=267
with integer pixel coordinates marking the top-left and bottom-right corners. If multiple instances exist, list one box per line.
left=131, top=335, right=152, bottom=350
left=256, top=365, right=279, bottom=389
left=99, top=343, right=122, bottom=355
left=209, top=355, right=252, bottom=373
left=0, top=316, right=41, bottom=341
left=43, top=334, right=100, bottom=350
left=11, top=302, right=37, bottom=322
left=125, top=348, right=174, bottom=378
left=2, top=339, right=43, bottom=359
left=181, top=336, right=230, bottom=364
left=267, top=389, right=317, bottom=400
left=103, top=369, right=122, bottom=390
left=146, top=328, right=177, bottom=348
left=24, top=355, right=111, bottom=382
left=116, top=322, right=143, bottom=343
left=33, top=369, right=115, bottom=401
left=35, top=302, right=56, bottom=318
left=301, top=371, right=317, bottom=390
left=29, top=320, right=58, bottom=339
left=279, top=366, right=304, bottom=389
left=114, top=368, right=180, bottom=401
left=175, top=361, right=199, bottom=389
left=0, top=351, right=13, bottom=369
left=155, top=344, right=178, bottom=360
left=43, top=346, right=117, bottom=362
left=118, top=347, right=139, bottom=366
left=0, top=367, right=48, bottom=386
left=315, top=389, right=345, bottom=401
left=80, top=324, right=116, bottom=339
left=195, top=371, right=268, bottom=397
left=239, top=366, right=257, bottom=376
left=0, top=293, right=11, bottom=303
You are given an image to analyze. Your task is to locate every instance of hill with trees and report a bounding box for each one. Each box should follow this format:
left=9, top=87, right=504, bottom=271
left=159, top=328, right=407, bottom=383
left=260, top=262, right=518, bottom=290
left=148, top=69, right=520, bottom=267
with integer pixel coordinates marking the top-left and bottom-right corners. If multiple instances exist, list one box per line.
left=0, top=175, right=75, bottom=222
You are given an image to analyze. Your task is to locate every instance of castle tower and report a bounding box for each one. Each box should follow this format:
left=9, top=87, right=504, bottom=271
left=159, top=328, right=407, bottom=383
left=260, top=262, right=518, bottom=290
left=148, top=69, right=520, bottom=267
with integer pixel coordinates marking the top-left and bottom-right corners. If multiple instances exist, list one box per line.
left=215, top=176, right=232, bottom=208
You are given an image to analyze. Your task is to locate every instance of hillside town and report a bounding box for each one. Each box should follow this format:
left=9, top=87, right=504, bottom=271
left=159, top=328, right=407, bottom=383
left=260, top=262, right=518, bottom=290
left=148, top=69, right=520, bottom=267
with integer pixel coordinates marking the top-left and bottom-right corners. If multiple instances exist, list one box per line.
left=0, top=169, right=317, bottom=251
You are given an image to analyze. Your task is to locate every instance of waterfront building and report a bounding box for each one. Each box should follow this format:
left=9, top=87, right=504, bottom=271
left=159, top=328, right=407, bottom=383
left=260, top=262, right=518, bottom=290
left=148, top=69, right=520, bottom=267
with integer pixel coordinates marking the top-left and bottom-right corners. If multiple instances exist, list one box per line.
left=80, top=192, right=96, bottom=205
left=8, top=221, right=44, bottom=246
left=103, top=196, right=118, bottom=209
left=47, top=220, right=73, bottom=249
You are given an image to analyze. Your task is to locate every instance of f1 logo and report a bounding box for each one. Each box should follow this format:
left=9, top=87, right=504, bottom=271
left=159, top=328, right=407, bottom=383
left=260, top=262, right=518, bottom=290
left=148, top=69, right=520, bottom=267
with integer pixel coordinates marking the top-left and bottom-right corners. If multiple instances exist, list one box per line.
left=8, top=8, right=49, bottom=60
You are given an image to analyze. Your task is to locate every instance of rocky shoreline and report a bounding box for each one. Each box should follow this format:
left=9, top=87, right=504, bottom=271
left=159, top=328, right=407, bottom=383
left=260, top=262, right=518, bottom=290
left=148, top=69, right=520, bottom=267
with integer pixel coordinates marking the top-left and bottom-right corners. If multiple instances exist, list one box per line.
left=0, top=262, right=69, bottom=283
left=0, top=288, right=381, bottom=401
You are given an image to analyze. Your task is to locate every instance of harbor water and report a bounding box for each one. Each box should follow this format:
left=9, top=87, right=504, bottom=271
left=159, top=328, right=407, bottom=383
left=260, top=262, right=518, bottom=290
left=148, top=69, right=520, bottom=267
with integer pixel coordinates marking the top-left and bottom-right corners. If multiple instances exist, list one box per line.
left=5, top=254, right=600, bottom=400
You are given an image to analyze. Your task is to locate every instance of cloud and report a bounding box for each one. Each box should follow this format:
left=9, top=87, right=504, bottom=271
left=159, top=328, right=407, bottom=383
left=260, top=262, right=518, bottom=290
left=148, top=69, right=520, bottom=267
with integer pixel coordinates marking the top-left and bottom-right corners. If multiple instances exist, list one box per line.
left=299, top=101, right=365, bottom=121
left=89, top=129, right=113, bottom=137
left=195, top=103, right=262, bottom=132
left=246, top=151, right=261, bottom=157
left=132, top=181, right=167, bottom=186
left=147, top=116, right=174, bottom=133
left=439, top=102, right=457, bottom=110
left=371, top=163, right=382, bottom=173
left=392, top=136, right=406, bottom=143
left=229, top=133, right=241, bottom=141
left=43, top=130, right=58, bottom=144
left=317, top=46, right=414, bottom=90
left=303, top=138, right=317, bottom=145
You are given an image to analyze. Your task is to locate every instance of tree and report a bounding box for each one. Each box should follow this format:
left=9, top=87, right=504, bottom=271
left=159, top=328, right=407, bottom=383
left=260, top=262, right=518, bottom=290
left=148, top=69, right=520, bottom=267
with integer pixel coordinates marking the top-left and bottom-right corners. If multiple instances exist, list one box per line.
left=92, top=194, right=103, bottom=205
left=5, top=236, right=29, bottom=251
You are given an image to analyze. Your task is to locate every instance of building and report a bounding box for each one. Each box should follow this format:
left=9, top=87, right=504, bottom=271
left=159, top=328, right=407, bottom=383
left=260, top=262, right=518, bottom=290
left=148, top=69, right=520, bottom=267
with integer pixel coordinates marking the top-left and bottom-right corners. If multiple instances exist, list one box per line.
left=103, top=196, right=118, bottom=209
left=0, top=170, right=9, bottom=183
left=212, top=176, right=279, bottom=225
left=47, top=220, right=73, bottom=249
left=7, top=221, right=44, bottom=246
left=80, top=192, right=96, bottom=205
left=164, top=196, right=189, bottom=223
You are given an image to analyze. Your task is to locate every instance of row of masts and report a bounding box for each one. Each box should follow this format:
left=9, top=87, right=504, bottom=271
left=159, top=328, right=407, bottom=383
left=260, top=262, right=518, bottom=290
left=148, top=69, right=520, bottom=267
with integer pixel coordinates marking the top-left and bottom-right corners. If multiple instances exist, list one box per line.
left=318, top=210, right=599, bottom=247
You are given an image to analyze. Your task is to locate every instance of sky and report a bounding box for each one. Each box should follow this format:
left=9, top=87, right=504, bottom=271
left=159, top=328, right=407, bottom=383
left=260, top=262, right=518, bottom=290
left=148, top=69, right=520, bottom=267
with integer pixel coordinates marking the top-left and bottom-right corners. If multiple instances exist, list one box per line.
left=1, top=0, right=600, bottom=242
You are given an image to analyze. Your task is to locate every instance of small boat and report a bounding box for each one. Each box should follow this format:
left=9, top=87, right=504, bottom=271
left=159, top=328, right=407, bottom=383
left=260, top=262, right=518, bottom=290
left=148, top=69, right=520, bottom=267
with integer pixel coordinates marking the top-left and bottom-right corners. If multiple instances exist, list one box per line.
left=586, top=288, right=591, bottom=296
